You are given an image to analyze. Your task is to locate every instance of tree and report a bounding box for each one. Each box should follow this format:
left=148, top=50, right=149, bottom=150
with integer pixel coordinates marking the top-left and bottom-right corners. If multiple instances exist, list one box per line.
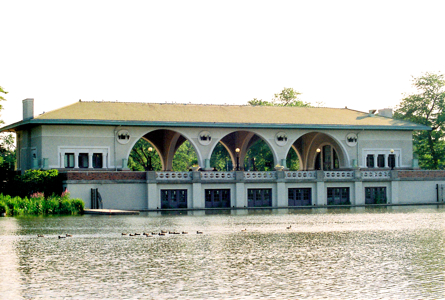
left=0, top=86, right=15, bottom=170
left=128, top=139, right=162, bottom=171
left=394, top=72, right=445, bottom=169
left=248, top=87, right=311, bottom=107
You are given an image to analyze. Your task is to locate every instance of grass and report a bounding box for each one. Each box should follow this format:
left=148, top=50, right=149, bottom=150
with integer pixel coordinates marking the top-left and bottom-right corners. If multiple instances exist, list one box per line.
left=0, top=191, right=84, bottom=216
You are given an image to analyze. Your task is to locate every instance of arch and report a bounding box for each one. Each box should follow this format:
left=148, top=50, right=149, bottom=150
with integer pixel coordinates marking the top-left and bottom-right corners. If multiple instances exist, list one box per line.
left=126, top=129, right=202, bottom=171
left=210, top=130, right=279, bottom=171
left=288, top=132, right=350, bottom=170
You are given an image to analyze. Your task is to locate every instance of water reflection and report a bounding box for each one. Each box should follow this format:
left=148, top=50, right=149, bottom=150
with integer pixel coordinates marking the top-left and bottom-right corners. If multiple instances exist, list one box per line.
left=0, top=206, right=443, bottom=299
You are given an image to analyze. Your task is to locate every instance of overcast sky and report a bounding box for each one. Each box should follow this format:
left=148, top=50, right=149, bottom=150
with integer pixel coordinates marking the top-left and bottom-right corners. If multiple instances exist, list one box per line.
left=1, top=0, right=444, bottom=126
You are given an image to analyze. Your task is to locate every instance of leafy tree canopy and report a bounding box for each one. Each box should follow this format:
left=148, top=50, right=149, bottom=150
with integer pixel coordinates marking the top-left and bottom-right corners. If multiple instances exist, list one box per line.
left=248, top=87, right=311, bottom=107
left=394, top=72, right=445, bottom=169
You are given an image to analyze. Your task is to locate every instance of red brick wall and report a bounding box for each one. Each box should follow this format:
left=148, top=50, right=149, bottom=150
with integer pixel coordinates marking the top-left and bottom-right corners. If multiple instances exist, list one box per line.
left=398, top=170, right=445, bottom=179
left=63, top=171, right=146, bottom=181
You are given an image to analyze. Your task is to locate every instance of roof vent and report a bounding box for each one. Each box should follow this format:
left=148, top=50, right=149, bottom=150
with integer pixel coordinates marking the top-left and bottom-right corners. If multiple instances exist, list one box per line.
left=378, top=108, right=393, bottom=118
left=368, top=109, right=376, bottom=117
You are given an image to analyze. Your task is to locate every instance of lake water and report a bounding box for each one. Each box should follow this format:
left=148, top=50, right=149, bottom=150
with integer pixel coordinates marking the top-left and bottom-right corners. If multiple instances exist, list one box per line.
left=0, top=206, right=444, bottom=299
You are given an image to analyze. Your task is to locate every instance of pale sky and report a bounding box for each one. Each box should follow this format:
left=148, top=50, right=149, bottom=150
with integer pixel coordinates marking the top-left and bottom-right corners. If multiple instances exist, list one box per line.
left=1, top=0, right=444, bottom=126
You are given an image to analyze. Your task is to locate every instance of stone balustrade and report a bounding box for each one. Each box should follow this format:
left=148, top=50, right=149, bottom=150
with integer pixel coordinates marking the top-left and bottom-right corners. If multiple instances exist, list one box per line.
left=361, top=170, right=391, bottom=179
left=285, top=171, right=317, bottom=179
left=244, top=171, right=276, bottom=180
left=155, top=172, right=192, bottom=180
left=201, top=172, right=235, bottom=180
left=324, top=171, right=354, bottom=179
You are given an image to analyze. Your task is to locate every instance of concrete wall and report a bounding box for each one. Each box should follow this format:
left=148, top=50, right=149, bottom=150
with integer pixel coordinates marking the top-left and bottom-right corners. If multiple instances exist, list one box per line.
left=17, top=124, right=414, bottom=172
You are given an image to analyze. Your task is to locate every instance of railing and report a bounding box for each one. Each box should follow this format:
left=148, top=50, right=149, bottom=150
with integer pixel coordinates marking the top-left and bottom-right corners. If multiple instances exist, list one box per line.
left=361, top=170, right=391, bottom=179
left=201, top=172, right=235, bottom=180
left=244, top=171, right=276, bottom=180
left=285, top=171, right=317, bottom=179
left=156, top=172, right=192, bottom=180
left=324, top=171, right=354, bottom=179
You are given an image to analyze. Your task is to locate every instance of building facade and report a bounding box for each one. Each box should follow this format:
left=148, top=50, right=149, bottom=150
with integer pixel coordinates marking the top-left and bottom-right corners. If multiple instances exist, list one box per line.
left=2, top=98, right=443, bottom=210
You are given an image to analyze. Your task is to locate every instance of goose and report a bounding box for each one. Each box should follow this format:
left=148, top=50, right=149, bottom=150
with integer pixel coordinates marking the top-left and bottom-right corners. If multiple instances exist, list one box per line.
left=129, top=233, right=135, bottom=237
left=58, top=235, right=66, bottom=239
left=196, top=231, right=203, bottom=234
left=241, top=229, right=247, bottom=232
left=159, top=233, right=166, bottom=236
left=286, top=225, right=292, bottom=229
left=66, top=234, right=72, bottom=237
left=122, top=233, right=128, bottom=236
left=182, top=231, right=188, bottom=234
left=161, top=230, right=167, bottom=234
left=37, top=234, right=44, bottom=238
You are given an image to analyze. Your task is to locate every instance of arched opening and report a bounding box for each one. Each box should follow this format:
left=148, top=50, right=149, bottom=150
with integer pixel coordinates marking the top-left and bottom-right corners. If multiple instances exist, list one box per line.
left=314, top=145, right=340, bottom=170
left=128, top=139, right=162, bottom=171
left=128, top=129, right=199, bottom=171
left=213, top=130, right=276, bottom=171
left=286, top=146, right=301, bottom=171
left=291, top=132, right=348, bottom=170
left=243, top=138, right=274, bottom=171
left=210, top=142, right=232, bottom=171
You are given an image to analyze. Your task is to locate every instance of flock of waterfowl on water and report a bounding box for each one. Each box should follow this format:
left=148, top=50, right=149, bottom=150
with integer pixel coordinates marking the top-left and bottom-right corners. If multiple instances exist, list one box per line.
left=37, top=225, right=293, bottom=239
left=121, top=230, right=203, bottom=237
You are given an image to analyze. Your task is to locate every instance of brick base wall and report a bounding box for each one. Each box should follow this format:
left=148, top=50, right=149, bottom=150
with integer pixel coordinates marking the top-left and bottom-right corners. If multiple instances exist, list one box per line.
left=62, top=171, right=146, bottom=181
left=398, top=170, right=445, bottom=179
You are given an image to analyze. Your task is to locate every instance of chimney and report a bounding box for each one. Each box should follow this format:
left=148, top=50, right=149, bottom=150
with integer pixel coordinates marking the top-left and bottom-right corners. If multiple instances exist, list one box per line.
left=378, top=108, right=393, bottom=118
left=23, top=98, right=34, bottom=120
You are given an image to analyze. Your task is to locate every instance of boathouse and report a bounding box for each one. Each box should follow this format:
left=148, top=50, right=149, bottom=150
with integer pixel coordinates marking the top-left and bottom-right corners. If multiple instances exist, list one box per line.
left=2, top=98, right=444, bottom=210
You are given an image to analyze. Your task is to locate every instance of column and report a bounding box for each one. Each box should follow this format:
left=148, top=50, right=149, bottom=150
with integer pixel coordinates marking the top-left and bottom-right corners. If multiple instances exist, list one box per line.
left=276, top=182, right=287, bottom=207
left=88, top=153, right=93, bottom=168
left=354, top=181, right=364, bottom=205
left=390, top=181, right=399, bottom=204
left=235, top=182, right=246, bottom=207
left=315, top=181, right=325, bottom=205
left=192, top=183, right=203, bottom=209
left=147, top=172, right=158, bottom=209
left=74, top=152, right=79, bottom=169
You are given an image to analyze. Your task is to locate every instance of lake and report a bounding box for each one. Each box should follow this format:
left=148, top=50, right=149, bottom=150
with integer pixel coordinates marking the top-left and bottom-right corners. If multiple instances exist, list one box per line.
left=0, top=206, right=444, bottom=299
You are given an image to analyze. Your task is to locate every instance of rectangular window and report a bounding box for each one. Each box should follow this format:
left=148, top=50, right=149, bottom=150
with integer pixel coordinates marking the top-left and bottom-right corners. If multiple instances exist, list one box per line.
left=205, top=189, right=231, bottom=208
left=288, top=188, right=312, bottom=206
left=247, top=189, right=272, bottom=207
left=64, top=153, right=74, bottom=168
left=161, top=189, right=187, bottom=209
left=327, top=187, right=350, bottom=205
left=377, top=154, right=385, bottom=168
left=365, top=187, right=387, bottom=204
left=78, top=153, right=89, bottom=168
left=388, top=154, right=396, bottom=169
left=93, top=153, right=103, bottom=168
left=366, top=155, right=374, bottom=168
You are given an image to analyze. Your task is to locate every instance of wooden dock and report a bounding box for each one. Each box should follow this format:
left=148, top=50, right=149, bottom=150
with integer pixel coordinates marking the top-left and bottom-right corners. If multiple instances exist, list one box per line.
left=84, top=209, right=140, bottom=215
